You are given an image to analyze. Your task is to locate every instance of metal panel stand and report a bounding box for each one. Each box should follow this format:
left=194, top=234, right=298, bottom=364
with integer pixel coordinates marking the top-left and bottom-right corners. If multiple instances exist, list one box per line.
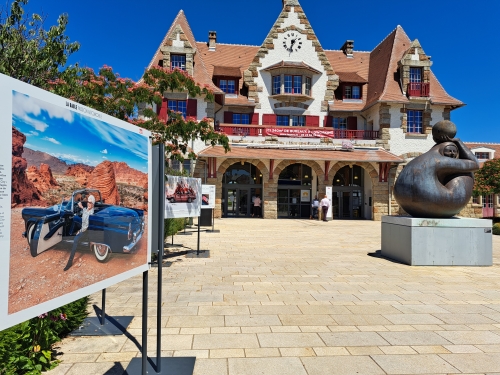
left=186, top=217, right=209, bottom=258
left=126, top=143, right=195, bottom=375
left=177, top=220, right=193, bottom=236
left=71, top=289, right=133, bottom=336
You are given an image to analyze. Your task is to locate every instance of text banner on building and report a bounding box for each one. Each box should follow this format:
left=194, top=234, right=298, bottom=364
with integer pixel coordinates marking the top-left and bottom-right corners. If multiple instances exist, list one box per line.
left=165, top=176, right=202, bottom=218
left=0, top=73, right=152, bottom=331
left=265, top=128, right=337, bottom=138
left=201, top=185, right=216, bottom=209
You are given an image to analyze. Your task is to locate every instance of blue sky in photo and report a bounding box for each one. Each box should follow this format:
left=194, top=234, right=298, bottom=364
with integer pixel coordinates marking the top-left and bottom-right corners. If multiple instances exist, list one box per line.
left=21, top=0, right=500, bottom=143
left=12, top=91, right=148, bottom=172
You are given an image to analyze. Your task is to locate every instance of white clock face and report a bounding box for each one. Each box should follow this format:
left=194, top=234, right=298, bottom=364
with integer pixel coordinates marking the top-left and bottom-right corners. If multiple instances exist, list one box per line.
left=282, top=32, right=303, bottom=55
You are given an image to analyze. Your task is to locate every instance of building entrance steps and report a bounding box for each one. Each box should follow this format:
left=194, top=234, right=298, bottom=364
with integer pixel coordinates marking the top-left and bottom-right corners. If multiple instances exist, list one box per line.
left=46, top=219, right=500, bottom=375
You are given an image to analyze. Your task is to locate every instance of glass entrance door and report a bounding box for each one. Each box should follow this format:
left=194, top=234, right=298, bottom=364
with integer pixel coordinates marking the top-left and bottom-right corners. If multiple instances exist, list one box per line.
left=333, top=189, right=363, bottom=219
left=277, top=188, right=311, bottom=218
left=224, top=188, right=251, bottom=217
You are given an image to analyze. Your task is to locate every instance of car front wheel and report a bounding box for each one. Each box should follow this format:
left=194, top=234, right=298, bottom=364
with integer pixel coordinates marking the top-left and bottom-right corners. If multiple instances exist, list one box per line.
left=93, top=244, right=111, bottom=263
left=187, top=197, right=192, bottom=203
left=170, top=197, right=176, bottom=203
left=27, top=223, right=36, bottom=246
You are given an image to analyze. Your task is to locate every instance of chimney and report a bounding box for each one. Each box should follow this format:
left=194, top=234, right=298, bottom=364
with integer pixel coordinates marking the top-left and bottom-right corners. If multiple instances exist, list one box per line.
left=341, top=40, right=354, bottom=58
left=208, top=31, right=217, bottom=51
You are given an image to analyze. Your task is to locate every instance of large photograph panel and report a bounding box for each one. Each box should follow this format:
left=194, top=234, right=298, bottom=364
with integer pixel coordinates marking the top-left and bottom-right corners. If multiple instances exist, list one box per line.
left=165, top=176, right=201, bottom=218
left=0, top=74, right=152, bottom=330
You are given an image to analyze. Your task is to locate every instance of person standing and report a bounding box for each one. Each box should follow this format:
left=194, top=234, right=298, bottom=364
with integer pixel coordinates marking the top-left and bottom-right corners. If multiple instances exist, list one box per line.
left=64, top=195, right=95, bottom=271
left=311, top=196, right=319, bottom=220
left=252, top=194, right=261, bottom=217
left=320, top=194, right=330, bottom=222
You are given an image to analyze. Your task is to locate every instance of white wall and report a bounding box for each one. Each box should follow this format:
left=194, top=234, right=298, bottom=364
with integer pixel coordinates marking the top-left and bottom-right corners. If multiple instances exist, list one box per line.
left=254, top=6, right=328, bottom=123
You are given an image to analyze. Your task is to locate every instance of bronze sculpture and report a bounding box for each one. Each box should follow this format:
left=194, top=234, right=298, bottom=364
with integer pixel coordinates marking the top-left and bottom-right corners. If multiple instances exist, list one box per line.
left=393, top=120, right=480, bottom=218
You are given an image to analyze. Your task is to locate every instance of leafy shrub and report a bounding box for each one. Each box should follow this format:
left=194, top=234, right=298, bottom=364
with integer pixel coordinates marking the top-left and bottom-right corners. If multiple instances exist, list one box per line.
left=0, top=297, right=89, bottom=375
left=493, top=223, right=500, bottom=236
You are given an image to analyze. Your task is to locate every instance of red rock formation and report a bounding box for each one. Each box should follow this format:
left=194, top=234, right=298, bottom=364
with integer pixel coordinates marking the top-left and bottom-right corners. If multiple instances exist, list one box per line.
left=111, top=161, right=148, bottom=188
left=88, top=161, right=120, bottom=205
left=27, top=163, right=59, bottom=192
left=11, top=127, right=44, bottom=206
left=66, top=165, right=92, bottom=186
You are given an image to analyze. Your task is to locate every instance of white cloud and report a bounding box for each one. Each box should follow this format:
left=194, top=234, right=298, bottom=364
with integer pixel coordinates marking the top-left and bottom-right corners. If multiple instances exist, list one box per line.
left=100, top=149, right=108, bottom=154
left=28, top=131, right=39, bottom=136
left=49, top=152, right=100, bottom=166
left=82, top=118, right=148, bottom=161
left=21, top=114, right=48, bottom=132
left=102, top=156, right=107, bottom=159
left=12, top=91, right=74, bottom=127
left=43, top=136, right=61, bottom=145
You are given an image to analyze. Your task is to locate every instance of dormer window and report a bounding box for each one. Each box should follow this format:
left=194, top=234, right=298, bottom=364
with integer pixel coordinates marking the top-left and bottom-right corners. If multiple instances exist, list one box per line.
left=219, top=79, right=236, bottom=94
left=475, top=152, right=490, bottom=160
left=305, top=77, right=312, bottom=96
left=171, top=54, right=186, bottom=70
left=344, top=85, right=361, bottom=99
left=272, top=76, right=281, bottom=95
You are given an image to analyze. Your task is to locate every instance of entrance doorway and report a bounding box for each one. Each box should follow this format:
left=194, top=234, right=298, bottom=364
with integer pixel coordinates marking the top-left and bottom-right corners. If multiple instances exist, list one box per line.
left=225, top=188, right=262, bottom=217
left=277, top=163, right=313, bottom=219
left=332, top=165, right=364, bottom=220
left=222, top=162, right=263, bottom=218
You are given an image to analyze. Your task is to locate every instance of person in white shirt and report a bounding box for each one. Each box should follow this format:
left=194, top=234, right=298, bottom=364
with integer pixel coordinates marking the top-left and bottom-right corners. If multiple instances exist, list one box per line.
left=311, top=196, right=319, bottom=220
left=64, top=195, right=95, bottom=271
left=320, top=194, right=330, bottom=222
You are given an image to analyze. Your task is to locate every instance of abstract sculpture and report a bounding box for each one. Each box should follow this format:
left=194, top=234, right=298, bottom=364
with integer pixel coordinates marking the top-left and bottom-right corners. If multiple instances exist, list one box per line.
left=393, top=120, right=480, bottom=218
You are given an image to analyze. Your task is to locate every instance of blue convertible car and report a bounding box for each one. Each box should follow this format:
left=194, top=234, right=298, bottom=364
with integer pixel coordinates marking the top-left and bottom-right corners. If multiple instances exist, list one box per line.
left=22, top=189, right=145, bottom=263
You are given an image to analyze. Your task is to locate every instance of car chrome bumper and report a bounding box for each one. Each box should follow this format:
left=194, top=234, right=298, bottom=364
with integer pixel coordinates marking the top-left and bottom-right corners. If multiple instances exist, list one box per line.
left=123, top=226, right=143, bottom=253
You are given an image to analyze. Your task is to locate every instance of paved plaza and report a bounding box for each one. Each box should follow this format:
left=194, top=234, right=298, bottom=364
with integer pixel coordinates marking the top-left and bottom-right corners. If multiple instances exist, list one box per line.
left=47, top=218, right=500, bottom=375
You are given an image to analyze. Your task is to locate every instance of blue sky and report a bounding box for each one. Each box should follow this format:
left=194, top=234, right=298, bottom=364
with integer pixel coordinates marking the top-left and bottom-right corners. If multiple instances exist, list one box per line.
left=12, top=91, right=148, bottom=172
left=22, top=0, right=500, bottom=143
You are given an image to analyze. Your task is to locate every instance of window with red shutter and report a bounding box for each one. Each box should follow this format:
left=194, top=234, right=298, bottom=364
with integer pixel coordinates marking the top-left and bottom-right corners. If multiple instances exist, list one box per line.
left=224, top=111, right=233, bottom=124
left=347, top=116, right=357, bottom=130
left=324, top=116, right=333, bottom=127
left=262, top=114, right=277, bottom=125
left=305, top=115, right=319, bottom=127
left=157, top=99, right=168, bottom=121
left=186, top=99, right=197, bottom=121
left=251, top=113, right=259, bottom=125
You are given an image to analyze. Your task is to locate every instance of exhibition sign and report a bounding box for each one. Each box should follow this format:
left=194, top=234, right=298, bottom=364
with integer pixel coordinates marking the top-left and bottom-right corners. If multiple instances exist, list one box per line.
left=0, top=73, right=152, bottom=331
left=201, top=185, right=216, bottom=209
left=165, top=176, right=201, bottom=218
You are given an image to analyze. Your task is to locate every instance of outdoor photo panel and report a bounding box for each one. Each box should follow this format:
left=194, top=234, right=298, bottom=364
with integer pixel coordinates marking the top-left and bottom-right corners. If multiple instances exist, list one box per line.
left=0, top=73, right=152, bottom=331
left=165, top=176, right=201, bottom=218
left=201, top=185, right=216, bottom=209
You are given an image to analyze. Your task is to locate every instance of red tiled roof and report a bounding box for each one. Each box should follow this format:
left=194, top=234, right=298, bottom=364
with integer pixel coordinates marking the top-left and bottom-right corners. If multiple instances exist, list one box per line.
left=465, top=143, right=500, bottom=160
left=213, top=66, right=242, bottom=77
left=336, top=72, right=368, bottom=83
left=196, top=42, right=258, bottom=93
left=199, top=145, right=403, bottom=163
left=225, top=96, right=256, bottom=107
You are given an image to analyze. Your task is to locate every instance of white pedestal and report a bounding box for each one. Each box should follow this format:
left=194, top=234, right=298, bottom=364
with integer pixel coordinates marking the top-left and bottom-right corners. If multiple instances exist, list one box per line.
left=381, top=216, right=493, bottom=266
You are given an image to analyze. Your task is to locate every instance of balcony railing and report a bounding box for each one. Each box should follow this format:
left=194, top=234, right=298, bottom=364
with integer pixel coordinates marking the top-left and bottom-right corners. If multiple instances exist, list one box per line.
left=218, top=124, right=379, bottom=140
left=407, top=82, right=430, bottom=97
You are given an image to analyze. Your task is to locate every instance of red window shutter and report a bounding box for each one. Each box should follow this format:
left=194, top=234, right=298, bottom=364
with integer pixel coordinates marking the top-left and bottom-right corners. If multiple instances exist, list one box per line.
left=251, top=112, right=259, bottom=125
left=186, top=99, right=197, bottom=121
left=262, top=114, right=277, bottom=125
left=224, top=111, right=233, bottom=124
left=324, top=116, right=333, bottom=127
left=157, top=98, right=168, bottom=121
left=347, top=116, right=357, bottom=130
left=305, top=115, right=319, bottom=127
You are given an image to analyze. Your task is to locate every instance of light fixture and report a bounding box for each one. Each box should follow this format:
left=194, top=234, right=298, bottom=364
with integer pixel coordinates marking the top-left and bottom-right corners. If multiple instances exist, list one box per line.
left=354, top=176, right=359, bottom=179
left=253, top=177, right=256, bottom=180
left=259, top=174, right=262, bottom=177
left=336, top=179, right=340, bottom=182
left=304, top=175, right=309, bottom=178
left=240, top=161, right=244, bottom=165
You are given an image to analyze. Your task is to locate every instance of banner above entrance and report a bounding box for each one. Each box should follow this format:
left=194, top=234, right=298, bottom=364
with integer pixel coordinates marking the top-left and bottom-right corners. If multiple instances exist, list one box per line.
left=265, top=128, right=337, bottom=138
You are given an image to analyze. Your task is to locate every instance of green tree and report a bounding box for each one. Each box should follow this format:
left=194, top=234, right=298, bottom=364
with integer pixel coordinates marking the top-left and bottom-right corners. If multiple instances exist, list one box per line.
left=0, top=0, right=79, bottom=88
left=473, top=159, right=500, bottom=197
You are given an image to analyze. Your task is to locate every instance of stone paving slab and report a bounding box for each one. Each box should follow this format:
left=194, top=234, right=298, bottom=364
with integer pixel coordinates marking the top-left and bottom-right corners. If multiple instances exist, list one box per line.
left=44, top=219, right=500, bottom=375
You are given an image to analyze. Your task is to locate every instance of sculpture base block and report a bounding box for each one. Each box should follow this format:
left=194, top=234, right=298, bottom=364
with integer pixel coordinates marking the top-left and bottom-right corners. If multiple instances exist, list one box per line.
left=381, top=216, right=492, bottom=266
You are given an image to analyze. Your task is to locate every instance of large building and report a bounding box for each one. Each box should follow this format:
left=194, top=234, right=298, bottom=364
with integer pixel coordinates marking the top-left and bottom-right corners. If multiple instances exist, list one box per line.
left=146, top=0, right=467, bottom=220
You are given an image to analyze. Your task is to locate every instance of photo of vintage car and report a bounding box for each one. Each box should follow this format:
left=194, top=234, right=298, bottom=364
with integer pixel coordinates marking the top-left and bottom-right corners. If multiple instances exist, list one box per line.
left=166, top=182, right=197, bottom=203
left=21, top=189, right=145, bottom=263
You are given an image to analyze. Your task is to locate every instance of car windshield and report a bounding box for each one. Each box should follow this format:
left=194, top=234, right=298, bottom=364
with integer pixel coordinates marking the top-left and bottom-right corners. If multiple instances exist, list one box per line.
left=49, top=201, right=70, bottom=212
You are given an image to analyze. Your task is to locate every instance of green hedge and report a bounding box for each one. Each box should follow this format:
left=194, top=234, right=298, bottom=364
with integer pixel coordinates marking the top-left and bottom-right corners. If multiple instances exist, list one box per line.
left=493, top=223, right=500, bottom=236
left=0, top=297, right=89, bottom=375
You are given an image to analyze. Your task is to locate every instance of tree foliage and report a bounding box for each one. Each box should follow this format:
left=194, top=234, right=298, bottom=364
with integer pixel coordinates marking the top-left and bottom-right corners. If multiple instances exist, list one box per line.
left=473, top=158, right=500, bottom=196
left=49, top=65, right=230, bottom=160
left=0, top=0, right=79, bottom=88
